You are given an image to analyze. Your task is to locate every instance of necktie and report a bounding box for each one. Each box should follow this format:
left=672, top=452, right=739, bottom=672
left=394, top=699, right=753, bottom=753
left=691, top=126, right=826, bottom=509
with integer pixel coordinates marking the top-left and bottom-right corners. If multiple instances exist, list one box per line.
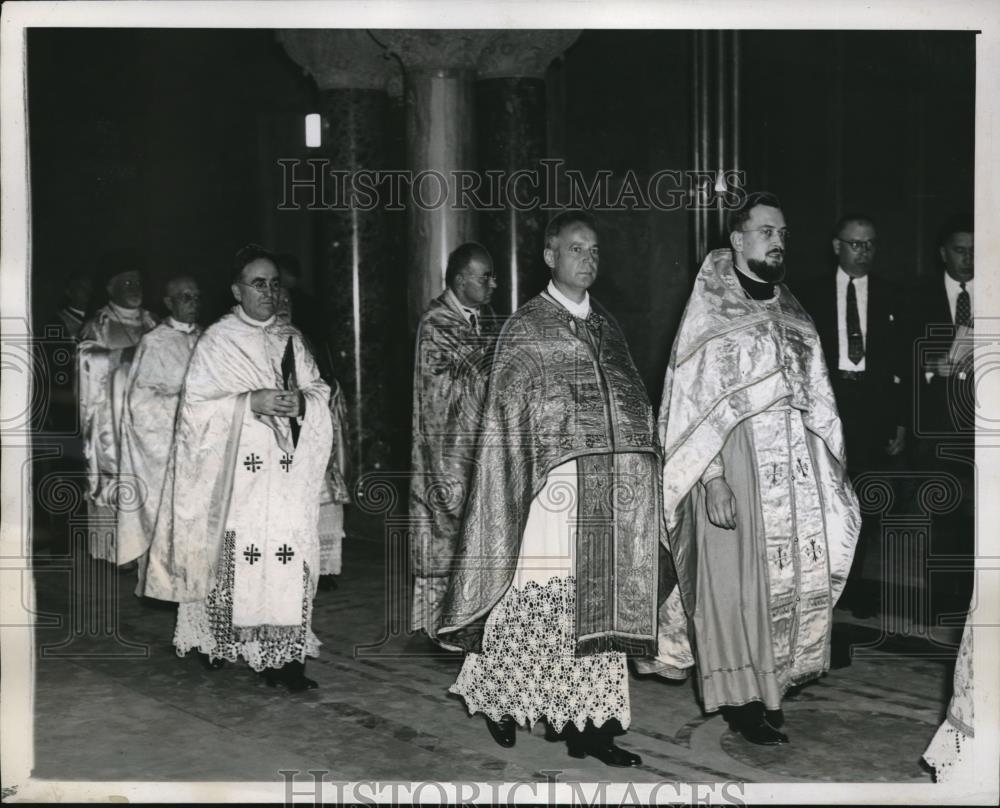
left=469, top=312, right=478, bottom=334
left=955, top=282, right=971, bottom=327
left=846, top=278, right=864, bottom=365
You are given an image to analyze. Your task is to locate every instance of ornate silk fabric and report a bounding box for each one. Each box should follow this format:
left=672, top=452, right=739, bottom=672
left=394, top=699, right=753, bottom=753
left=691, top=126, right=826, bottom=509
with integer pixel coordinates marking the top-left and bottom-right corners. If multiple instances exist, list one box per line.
left=144, top=308, right=332, bottom=610
left=116, top=322, right=201, bottom=565
left=77, top=303, right=158, bottom=559
left=655, top=250, right=860, bottom=681
left=437, top=293, right=662, bottom=655
left=661, top=250, right=859, bottom=600
left=409, top=293, right=498, bottom=632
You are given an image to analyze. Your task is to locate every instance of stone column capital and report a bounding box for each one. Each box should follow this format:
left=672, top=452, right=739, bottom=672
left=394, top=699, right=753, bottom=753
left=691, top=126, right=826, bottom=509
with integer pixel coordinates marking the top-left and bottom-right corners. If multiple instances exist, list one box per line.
left=277, top=29, right=401, bottom=92
left=370, top=29, right=496, bottom=72
left=477, top=30, right=581, bottom=79
left=371, top=29, right=580, bottom=79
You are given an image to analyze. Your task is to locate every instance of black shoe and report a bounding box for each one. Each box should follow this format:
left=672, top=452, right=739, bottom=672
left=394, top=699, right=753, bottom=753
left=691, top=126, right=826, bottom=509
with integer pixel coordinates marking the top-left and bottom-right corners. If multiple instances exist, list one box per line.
left=566, top=726, right=642, bottom=767
left=198, top=652, right=225, bottom=670
left=263, top=661, right=318, bottom=692
left=318, top=575, right=338, bottom=591
left=733, top=719, right=789, bottom=746
left=722, top=702, right=790, bottom=746
left=485, top=715, right=517, bottom=748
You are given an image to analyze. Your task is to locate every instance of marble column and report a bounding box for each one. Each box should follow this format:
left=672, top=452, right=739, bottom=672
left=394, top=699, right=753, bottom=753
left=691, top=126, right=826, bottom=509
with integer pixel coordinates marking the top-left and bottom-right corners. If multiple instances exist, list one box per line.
left=277, top=30, right=406, bottom=474
left=373, top=31, right=496, bottom=328
left=476, top=32, right=580, bottom=314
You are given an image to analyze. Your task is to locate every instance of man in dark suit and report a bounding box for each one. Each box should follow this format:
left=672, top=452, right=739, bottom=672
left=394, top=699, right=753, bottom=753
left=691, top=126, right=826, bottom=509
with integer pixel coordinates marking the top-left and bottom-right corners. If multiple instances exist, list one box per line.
left=911, top=216, right=975, bottom=620
left=799, top=214, right=908, bottom=622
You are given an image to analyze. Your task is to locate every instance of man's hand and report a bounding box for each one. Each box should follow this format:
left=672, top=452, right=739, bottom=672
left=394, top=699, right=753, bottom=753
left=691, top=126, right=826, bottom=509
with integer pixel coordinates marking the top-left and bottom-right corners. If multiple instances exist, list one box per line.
left=250, top=389, right=302, bottom=417
left=705, top=476, right=737, bottom=530
left=886, top=425, right=906, bottom=456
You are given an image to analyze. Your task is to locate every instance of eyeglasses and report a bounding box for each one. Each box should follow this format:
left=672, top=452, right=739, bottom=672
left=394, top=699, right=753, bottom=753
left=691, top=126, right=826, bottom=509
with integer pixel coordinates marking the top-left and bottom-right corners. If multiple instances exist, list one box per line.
left=239, top=279, right=282, bottom=293
left=468, top=274, right=495, bottom=285
left=742, top=227, right=790, bottom=242
left=175, top=293, right=201, bottom=303
left=839, top=238, right=876, bottom=252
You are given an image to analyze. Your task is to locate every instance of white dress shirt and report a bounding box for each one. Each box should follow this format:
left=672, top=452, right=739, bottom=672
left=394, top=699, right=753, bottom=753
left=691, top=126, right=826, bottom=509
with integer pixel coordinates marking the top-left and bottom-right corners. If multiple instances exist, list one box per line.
left=943, top=274, right=974, bottom=324
left=836, top=267, right=868, bottom=372
left=547, top=280, right=591, bottom=319
left=444, top=287, right=480, bottom=333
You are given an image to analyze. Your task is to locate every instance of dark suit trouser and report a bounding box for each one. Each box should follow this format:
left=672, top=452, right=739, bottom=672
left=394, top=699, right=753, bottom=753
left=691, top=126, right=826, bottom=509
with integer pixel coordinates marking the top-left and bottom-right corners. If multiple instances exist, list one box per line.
left=832, top=375, right=895, bottom=612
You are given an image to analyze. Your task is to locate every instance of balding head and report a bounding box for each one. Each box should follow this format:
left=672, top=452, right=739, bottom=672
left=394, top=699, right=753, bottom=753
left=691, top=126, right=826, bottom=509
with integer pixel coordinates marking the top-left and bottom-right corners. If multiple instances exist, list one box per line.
left=446, top=242, right=495, bottom=308
left=163, top=275, right=201, bottom=324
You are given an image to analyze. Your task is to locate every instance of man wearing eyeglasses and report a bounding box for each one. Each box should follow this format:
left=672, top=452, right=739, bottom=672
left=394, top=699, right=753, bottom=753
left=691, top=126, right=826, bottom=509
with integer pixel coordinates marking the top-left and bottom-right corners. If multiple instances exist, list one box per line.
left=410, top=242, right=499, bottom=641
left=77, top=250, right=159, bottom=564
left=118, top=275, right=203, bottom=598
left=652, top=191, right=860, bottom=745
left=145, top=245, right=332, bottom=692
left=797, top=215, right=909, bottom=624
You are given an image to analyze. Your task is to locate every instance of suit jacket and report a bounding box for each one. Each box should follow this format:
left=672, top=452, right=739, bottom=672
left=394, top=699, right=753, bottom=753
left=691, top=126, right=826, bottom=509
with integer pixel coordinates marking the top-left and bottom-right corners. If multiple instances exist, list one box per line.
left=798, top=271, right=910, bottom=448
left=910, top=273, right=974, bottom=437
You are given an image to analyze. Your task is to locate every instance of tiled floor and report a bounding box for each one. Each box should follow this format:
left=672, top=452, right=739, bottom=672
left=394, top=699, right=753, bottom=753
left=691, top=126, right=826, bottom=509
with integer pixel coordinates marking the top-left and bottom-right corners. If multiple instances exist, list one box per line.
left=30, top=512, right=958, bottom=785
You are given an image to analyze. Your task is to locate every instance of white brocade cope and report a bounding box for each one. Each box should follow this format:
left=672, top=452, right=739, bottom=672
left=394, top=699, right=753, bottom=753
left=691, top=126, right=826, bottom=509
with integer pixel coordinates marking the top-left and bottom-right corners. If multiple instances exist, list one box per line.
left=450, top=461, right=630, bottom=732
left=651, top=250, right=860, bottom=694
left=77, top=303, right=158, bottom=560
left=923, top=605, right=974, bottom=783
left=116, top=322, right=200, bottom=565
left=144, top=307, right=332, bottom=614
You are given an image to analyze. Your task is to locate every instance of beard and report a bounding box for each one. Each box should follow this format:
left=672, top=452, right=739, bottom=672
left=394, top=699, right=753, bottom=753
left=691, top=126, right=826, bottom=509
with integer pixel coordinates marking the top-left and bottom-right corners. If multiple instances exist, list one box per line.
left=747, top=255, right=786, bottom=283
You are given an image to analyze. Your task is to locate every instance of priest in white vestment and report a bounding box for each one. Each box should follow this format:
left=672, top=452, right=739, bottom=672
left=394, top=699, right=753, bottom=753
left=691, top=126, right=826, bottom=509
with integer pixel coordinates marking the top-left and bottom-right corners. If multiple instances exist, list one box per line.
left=651, top=192, right=860, bottom=745
left=145, top=245, right=332, bottom=690
left=276, top=285, right=351, bottom=589
left=77, top=254, right=158, bottom=562
left=118, top=276, right=202, bottom=594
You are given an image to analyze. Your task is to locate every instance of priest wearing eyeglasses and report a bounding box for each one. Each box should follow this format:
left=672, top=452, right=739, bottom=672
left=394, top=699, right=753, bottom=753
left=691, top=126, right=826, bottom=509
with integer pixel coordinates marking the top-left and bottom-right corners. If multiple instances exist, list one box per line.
left=410, top=242, right=499, bottom=640
left=796, top=214, right=909, bottom=623
left=145, top=244, right=332, bottom=691
left=651, top=192, right=860, bottom=746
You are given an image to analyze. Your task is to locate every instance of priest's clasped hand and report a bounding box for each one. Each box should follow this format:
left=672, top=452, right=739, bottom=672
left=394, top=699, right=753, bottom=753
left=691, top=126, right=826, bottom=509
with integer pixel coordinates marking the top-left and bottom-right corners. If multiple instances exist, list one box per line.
left=705, top=476, right=737, bottom=530
left=250, top=388, right=302, bottom=417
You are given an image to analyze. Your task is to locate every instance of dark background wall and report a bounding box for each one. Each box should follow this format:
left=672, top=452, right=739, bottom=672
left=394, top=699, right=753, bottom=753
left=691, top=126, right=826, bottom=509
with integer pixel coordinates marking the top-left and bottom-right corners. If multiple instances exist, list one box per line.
left=28, top=28, right=975, bottom=459
left=740, top=30, right=975, bottom=287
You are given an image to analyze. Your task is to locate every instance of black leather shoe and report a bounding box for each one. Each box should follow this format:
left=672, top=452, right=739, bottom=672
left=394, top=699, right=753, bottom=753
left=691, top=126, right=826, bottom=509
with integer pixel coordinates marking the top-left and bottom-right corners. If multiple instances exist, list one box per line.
left=734, top=719, right=789, bottom=745
left=198, top=652, right=225, bottom=670
left=568, top=738, right=642, bottom=767
left=485, top=715, right=516, bottom=748
left=263, top=661, right=318, bottom=692
left=723, top=702, right=789, bottom=746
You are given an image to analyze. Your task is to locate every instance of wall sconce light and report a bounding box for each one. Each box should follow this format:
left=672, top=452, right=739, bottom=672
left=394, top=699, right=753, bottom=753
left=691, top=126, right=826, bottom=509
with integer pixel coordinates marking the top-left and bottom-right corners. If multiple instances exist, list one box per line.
left=305, top=113, right=321, bottom=148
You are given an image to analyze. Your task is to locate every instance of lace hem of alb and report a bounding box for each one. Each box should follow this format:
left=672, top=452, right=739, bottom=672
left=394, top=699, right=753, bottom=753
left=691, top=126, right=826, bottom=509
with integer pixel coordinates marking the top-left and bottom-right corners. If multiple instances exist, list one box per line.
left=174, top=600, right=320, bottom=672
left=923, top=723, right=975, bottom=784
left=450, top=575, right=630, bottom=734
left=173, top=561, right=321, bottom=672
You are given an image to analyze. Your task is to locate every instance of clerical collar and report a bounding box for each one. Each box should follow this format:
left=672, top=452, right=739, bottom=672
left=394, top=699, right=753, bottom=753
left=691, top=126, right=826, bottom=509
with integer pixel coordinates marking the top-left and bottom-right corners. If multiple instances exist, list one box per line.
left=167, top=316, right=196, bottom=334
left=547, top=280, right=591, bottom=318
left=235, top=304, right=275, bottom=328
left=107, top=300, right=143, bottom=321
left=733, top=265, right=775, bottom=300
